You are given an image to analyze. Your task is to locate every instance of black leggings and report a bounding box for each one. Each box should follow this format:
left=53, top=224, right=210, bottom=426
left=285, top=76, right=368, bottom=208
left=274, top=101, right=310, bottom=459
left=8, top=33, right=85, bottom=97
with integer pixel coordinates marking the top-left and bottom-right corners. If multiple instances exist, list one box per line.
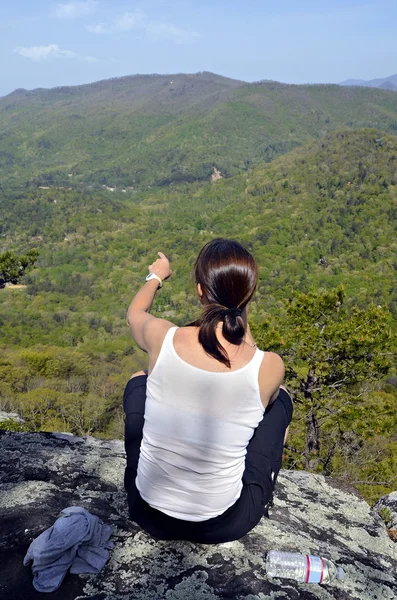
left=123, top=375, right=293, bottom=544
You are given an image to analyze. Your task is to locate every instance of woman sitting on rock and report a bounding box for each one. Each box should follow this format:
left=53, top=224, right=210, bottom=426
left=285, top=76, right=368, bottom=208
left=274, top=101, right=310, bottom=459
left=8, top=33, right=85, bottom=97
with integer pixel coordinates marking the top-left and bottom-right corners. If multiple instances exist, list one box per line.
left=124, top=238, right=292, bottom=543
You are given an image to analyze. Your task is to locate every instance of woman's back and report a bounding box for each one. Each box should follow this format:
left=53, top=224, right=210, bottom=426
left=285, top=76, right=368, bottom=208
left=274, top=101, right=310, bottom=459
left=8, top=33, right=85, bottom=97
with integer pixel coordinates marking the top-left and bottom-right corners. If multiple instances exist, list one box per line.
left=124, top=239, right=291, bottom=542
left=172, top=324, right=257, bottom=372
left=136, top=326, right=267, bottom=521
left=147, top=323, right=284, bottom=408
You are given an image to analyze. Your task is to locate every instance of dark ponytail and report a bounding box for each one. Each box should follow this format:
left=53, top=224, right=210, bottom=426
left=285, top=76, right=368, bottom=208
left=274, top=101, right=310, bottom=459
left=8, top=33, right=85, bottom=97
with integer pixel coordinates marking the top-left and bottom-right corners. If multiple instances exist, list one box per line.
left=192, top=239, right=257, bottom=368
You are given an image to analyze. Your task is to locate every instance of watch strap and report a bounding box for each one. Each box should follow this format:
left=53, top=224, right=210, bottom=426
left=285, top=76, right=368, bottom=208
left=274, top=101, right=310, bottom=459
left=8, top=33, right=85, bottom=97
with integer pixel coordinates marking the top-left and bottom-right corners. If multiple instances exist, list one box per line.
left=146, top=273, right=162, bottom=288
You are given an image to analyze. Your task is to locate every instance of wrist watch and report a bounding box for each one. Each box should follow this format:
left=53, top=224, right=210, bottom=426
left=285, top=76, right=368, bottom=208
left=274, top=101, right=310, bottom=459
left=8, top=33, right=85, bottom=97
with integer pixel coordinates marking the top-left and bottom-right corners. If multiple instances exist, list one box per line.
left=145, top=273, right=162, bottom=288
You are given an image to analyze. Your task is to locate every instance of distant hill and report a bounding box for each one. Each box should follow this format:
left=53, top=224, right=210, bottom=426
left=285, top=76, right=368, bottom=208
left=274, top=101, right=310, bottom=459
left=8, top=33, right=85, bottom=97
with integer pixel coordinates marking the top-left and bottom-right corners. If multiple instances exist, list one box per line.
left=340, top=74, right=397, bottom=92
left=2, top=72, right=397, bottom=188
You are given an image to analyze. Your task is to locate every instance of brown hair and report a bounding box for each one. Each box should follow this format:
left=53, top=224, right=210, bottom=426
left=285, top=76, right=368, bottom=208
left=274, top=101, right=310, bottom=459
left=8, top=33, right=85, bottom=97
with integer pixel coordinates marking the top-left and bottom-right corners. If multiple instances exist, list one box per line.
left=191, top=238, right=258, bottom=367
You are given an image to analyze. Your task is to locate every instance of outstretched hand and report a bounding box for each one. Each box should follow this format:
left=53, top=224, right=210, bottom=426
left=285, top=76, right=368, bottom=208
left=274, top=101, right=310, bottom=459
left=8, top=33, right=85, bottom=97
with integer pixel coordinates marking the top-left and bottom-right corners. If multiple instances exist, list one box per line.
left=148, top=252, right=172, bottom=281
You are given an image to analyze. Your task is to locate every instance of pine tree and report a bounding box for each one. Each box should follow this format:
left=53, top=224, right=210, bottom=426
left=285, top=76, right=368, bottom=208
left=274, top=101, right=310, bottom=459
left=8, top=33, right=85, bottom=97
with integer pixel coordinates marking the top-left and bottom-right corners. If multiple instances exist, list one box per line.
left=251, top=286, right=395, bottom=472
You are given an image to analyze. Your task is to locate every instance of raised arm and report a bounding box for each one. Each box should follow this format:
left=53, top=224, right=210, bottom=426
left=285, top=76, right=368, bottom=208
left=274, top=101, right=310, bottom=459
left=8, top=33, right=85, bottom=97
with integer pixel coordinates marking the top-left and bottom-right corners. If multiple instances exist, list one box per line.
left=126, top=252, right=173, bottom=352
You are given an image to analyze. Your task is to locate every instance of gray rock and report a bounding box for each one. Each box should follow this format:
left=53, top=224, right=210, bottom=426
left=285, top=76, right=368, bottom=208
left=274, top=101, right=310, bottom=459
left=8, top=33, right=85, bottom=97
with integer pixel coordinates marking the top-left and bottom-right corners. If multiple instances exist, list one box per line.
left=0, top=411, right=24, bottom=423
left=0, top=430, right=396, bottom=600
left=374, top=492, right=397, bottom=530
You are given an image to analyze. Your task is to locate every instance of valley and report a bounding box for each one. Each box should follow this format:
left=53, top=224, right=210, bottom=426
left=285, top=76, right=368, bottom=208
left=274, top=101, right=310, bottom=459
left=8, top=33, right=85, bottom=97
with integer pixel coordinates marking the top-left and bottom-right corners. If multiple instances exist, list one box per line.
left=0, top=75, right=396, bottom=504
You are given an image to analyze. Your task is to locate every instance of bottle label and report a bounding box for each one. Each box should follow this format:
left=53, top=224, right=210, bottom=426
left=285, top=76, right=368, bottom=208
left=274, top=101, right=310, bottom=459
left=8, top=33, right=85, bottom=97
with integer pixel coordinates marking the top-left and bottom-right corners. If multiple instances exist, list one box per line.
left=305, top=555, right=324, bottom=583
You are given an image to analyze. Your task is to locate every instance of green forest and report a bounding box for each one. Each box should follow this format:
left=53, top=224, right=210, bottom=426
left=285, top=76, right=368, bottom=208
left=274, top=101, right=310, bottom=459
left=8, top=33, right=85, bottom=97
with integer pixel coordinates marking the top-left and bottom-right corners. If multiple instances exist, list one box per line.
left=0, top=75, right=396, bottom=505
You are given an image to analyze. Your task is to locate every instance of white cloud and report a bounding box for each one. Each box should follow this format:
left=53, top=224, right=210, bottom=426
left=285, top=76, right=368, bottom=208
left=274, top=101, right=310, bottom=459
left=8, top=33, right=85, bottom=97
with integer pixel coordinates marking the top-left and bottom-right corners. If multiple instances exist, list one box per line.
left=86, top=23, right=105, bottom=34
left=147, top=22, right=199, bottom=44
left=52, top=1, right=97, bottom=20
left=13, top=44, right=98, bottom=62
left=114, top=10, right=147, bottom=32
left=13, top=44, right=76, bottom=61
left=87, top=10, right=199, bottom=44
left=88, top=9, right=147, bottom=34
left=83, top=55, right=99, bottom=63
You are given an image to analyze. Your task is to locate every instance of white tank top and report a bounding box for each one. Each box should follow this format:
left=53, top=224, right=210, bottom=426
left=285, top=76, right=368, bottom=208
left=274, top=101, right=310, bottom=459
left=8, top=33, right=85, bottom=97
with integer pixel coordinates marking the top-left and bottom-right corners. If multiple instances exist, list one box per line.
left=136, top=327, right=265, bottom=521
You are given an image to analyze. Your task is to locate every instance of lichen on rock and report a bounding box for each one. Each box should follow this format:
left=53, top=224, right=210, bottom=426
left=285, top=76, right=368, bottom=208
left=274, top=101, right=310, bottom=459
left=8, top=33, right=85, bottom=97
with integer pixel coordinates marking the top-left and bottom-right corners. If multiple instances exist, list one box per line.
left=0, top=430, right=396, bottom=599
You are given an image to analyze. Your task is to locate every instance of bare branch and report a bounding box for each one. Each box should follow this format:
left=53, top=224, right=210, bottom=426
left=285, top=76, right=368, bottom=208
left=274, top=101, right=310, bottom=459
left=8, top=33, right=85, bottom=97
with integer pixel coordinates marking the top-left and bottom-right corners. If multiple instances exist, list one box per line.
left=349, top=480, right=394, bottom=486
left=284, top=444, right=304, bottom=455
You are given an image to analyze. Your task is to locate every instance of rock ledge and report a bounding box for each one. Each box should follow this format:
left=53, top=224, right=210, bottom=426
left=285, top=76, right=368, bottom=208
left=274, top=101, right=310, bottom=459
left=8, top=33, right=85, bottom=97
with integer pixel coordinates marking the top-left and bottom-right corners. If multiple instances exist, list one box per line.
left=0, top=430, right=396, bottom=600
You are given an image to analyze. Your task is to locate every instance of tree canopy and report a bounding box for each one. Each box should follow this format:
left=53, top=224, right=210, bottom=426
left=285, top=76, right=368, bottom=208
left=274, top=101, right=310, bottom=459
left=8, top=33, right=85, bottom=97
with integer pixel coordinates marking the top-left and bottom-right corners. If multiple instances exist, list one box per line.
left=251, top=287, right=395, bottom=489
left=0, top=127, right=396, bottom=504
left=0, top=249, right=38, bottom=288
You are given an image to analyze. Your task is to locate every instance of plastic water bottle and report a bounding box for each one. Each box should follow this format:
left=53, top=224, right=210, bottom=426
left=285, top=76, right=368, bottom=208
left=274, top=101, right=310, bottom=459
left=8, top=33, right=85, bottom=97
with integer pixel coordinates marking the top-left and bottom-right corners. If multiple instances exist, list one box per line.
left=266, top=550, right=344, bottom=584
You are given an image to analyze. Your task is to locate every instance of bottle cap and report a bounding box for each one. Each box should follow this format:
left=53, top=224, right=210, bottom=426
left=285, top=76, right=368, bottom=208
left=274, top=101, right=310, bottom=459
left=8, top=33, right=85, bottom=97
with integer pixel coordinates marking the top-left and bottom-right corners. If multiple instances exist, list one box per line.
left=336, top=567, right=344, bottom=580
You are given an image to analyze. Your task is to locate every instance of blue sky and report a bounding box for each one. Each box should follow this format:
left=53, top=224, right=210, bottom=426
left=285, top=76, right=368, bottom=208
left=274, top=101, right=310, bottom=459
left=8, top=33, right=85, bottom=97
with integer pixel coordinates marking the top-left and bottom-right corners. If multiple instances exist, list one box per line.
left=1, top=0, right=397, bottom=96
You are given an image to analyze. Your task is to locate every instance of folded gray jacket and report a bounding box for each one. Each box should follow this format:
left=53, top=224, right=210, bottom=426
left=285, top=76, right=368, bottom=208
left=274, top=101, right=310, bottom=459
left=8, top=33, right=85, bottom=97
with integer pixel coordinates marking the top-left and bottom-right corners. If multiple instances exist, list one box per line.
left=23, top=506, right=113, bottom=593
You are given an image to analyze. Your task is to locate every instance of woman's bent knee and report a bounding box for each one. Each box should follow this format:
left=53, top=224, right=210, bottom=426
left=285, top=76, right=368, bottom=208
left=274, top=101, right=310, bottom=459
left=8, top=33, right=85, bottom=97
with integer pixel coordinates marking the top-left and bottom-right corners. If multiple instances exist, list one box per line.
left=130, top=369, right=147, bottom=379
left=276, top=387, right=294, bottom=426
left=123, top=372, right=148, bottom=414
left=279, top=385, right=292, bottom=400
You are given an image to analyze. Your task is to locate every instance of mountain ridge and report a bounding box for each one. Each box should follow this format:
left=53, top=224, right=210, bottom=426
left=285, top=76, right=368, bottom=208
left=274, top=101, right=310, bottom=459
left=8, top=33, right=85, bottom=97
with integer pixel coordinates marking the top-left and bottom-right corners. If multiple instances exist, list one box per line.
left=1, top=72, right=245, bottom=100
left=340, top=73, right=397, bottom=91
left=2, top=72, right=397, bottom=189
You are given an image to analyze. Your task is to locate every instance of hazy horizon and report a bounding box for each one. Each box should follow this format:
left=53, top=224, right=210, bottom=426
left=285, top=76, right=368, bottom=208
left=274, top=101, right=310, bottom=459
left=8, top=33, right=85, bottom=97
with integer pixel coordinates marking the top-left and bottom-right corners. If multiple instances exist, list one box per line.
left=2, top=0, right=397, bottom=97
left=3, top=69, right=397, bottom=98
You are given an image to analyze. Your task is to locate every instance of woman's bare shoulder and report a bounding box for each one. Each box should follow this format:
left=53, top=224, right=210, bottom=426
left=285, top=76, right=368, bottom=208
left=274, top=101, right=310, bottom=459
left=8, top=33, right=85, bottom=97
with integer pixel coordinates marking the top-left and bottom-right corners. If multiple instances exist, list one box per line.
left=258, top=352, right=285, bottom=407
left=259, top=352, right=284, bottom=385
left=143, top=317, right=176, bottom=350
left=261, top=351, right=284, bottom=369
